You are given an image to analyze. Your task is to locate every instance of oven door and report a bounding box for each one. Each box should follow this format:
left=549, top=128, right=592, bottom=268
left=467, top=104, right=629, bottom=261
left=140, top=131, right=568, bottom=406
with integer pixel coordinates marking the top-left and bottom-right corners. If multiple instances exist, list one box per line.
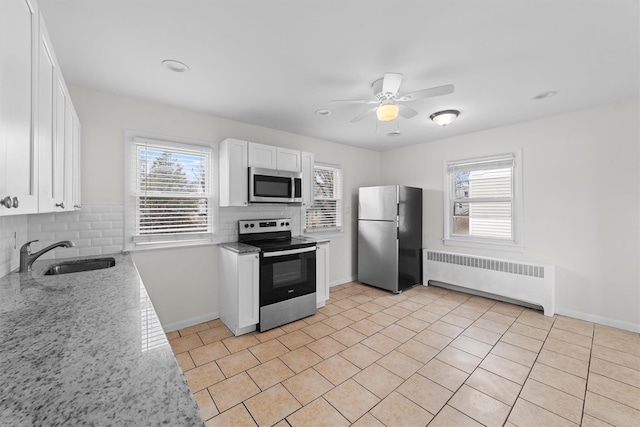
left=260, top=246, right=316, bottom=306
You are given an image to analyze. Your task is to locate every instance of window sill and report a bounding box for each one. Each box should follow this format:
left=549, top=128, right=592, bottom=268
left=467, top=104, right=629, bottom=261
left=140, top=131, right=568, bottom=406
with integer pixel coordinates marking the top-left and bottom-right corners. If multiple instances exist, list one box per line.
left=443, top=238, right=525, bottom=253
left=303, top=230, right=344, bottom=240
left=126, top=238, right=219, bottom=253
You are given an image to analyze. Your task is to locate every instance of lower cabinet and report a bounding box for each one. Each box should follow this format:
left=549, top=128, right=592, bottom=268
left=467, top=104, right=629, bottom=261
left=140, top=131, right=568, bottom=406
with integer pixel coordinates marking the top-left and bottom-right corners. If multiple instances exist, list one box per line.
left=219, top=247, right=259, bottom=336
left=316, top=241, right=330, bottom=307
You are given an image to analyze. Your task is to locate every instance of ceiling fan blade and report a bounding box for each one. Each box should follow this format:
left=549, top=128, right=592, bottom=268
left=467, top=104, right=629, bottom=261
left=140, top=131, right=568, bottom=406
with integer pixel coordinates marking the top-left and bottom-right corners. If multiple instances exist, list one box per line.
left=398, top=104, right=418, bottom=119
left=350, top=106, right=378, bottom=122
left=397, top=84, right=455, bottom=102
left=329, top=99, right=378, bottom=104
left=382, top=73, right=403, bottom=95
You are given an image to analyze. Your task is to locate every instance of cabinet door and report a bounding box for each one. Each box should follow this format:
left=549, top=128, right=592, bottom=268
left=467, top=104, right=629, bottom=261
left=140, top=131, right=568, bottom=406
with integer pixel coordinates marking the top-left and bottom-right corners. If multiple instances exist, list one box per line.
left=301, top=151, right=314, bottom=206
left=0, top=0, right=39, bottom=216
left=237, top=253, right=259, bottom=328
left=219, top=138, right=248, bottom=206
left=71, top=108, right=81, bottom=209
left=248, top=142, right=277, bottom=169
left=316, top=242, right=330, bottom=306
left=276, top=147, right=301, bottom=172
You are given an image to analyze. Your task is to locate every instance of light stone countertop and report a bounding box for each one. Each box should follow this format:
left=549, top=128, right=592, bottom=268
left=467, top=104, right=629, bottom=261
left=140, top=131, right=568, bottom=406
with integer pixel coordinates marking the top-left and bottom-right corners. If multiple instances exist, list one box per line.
left=0, top=253, right=203, bottom=426
left=219, top=241, right=261, bottom=254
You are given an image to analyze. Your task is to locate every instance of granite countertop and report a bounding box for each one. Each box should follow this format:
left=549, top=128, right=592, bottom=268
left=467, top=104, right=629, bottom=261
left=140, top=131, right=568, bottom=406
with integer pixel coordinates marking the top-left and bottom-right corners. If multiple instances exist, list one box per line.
left=0, top=253, right=203, bottom=426
left=219, top=242, right=261, bottom=254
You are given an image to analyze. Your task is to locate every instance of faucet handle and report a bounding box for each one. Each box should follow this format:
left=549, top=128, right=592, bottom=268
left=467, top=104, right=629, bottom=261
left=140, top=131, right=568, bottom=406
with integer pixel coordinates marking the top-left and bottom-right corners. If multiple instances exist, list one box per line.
left=20, top=240, right=39, bottom=253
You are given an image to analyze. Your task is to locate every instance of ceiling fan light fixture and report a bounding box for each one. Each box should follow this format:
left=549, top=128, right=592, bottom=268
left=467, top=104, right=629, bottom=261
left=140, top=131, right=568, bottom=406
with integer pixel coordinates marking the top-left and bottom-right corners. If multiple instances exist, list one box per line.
left=430, top=109, right=460, bottom=126
left=376, top=103, right=399, bottom=122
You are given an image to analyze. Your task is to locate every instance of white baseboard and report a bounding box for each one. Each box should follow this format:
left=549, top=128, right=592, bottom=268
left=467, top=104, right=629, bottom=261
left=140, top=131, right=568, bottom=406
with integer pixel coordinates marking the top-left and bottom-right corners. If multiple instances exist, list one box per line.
left=330, top=275, right=357, bottom=288
left=555, top=307, right=640, bottom=333
left=162, top=311, right=220, bottom=333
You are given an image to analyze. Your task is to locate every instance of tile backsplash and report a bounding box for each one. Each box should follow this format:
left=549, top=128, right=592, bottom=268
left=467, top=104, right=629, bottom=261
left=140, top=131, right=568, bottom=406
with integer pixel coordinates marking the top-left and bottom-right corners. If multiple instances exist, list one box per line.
left=0, top=215, right=29, bottom=277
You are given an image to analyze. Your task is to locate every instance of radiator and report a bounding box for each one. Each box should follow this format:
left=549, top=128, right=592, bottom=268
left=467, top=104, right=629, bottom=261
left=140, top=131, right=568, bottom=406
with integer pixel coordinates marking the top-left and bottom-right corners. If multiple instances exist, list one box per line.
left=423, top=250, right=555, bottom=316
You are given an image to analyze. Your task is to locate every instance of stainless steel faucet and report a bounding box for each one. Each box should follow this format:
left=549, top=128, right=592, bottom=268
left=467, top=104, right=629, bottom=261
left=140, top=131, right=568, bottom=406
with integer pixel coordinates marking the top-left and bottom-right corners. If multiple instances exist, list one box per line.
left=19, top=240, right=76, bottom=272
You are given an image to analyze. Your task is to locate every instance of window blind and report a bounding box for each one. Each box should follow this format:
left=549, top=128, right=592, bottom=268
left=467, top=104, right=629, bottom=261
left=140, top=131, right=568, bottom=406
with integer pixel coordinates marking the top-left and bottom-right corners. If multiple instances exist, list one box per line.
left=305, top=164, right=342, bottom=232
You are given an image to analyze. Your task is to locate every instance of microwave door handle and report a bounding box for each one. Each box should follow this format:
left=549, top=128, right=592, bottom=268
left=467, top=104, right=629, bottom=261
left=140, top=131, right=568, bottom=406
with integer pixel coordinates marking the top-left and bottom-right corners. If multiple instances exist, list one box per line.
left=263, top=246, right=317, bottom=258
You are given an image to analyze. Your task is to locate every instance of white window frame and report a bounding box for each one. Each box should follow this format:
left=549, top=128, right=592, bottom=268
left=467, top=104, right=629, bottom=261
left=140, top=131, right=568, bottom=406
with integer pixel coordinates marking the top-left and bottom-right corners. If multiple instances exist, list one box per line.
left=443, top=150, right=524, bottom=252
left=124, top=130, right=218, bottom=251
left=304, top=162, right=343, bottom=234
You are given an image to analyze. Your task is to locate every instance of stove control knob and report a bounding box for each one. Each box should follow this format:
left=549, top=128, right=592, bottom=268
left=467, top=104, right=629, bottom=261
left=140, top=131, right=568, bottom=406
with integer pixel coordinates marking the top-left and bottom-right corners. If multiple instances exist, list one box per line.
left=250, top=224, right=255, bottom=228
left=286, top=222, right=290, bottom=226
left=244, top=224, right=249, bottom=228
left=281, top=222, right=285, bottom=227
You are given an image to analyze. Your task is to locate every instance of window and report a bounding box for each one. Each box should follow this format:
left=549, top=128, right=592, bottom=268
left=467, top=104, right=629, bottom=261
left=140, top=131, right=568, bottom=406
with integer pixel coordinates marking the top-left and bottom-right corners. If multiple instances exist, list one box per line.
left=124, top=131, right=217, bottom=250
left=444, top=152, right=523, bottom=250
left=305, top=163, right=343, bottom=233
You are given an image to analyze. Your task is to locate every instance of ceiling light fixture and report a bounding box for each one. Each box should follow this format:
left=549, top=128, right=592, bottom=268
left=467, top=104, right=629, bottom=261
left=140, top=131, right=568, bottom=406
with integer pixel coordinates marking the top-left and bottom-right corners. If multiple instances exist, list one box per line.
left=376, top=102, right=399, bottom=122
left=534, top=90, right=557, bottom=100
left=161, top=59, right=190, bottom=73
left=315, top=109, right=331, bottom=116
left=430, top=109, right=460, bottom=126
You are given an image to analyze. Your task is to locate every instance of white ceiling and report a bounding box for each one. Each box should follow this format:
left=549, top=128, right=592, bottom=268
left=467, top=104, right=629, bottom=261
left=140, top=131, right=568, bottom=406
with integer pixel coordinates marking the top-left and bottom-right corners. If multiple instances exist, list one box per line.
left=38, top=0, right=639, bottom=152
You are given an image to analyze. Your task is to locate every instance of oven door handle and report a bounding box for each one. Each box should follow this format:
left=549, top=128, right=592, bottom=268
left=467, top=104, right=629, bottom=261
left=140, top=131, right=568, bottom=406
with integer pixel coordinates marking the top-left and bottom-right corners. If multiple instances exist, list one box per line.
left=262, top=246, right=317, bottom=258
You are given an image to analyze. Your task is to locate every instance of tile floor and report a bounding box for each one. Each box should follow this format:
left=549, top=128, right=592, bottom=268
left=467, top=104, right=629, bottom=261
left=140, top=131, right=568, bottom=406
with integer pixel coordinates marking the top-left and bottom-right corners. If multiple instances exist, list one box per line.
left=167, top=282, right=640, bottom=427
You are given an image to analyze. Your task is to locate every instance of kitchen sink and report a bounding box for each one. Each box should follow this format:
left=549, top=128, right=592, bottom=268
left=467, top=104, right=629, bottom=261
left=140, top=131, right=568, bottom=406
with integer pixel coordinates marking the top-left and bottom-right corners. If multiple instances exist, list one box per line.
left=44, top=257, right=116, bottom=275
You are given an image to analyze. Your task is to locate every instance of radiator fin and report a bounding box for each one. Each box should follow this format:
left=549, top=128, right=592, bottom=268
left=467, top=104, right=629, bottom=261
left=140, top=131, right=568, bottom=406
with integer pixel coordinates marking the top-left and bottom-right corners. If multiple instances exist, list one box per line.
left=426, top=251, right=544, bottom=279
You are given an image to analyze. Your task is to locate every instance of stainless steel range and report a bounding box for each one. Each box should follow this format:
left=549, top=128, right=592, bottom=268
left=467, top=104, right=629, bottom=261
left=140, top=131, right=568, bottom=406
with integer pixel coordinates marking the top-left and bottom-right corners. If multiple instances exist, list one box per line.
left=238, top=219, right=317, bottom=332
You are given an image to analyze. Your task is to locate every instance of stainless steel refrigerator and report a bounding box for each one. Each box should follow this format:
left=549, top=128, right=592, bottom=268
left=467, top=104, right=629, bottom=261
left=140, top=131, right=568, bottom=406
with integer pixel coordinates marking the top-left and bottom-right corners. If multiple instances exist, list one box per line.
left=357, top=185, right=422, bottom=293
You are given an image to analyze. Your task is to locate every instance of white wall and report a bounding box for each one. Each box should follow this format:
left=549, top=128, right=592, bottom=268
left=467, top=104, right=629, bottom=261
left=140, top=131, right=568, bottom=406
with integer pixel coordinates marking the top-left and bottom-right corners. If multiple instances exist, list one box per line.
left=67, top=85, right=380, bottom=330
left=380, top=100, right=640, bottom=332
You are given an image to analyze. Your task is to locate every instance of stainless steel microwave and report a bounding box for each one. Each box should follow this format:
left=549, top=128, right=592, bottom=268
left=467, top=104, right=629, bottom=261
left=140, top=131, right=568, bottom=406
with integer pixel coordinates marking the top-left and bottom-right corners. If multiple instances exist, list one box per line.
left=249, top=167, right=302, bottom=203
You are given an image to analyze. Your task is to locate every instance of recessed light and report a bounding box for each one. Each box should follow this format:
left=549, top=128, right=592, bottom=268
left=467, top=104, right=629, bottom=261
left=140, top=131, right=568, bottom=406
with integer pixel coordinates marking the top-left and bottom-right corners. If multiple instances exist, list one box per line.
left=315, top=109, right=331, bottom=116
left=387, top=130, right=401, bottom=137
left=161, top=59, right=190, bottom=73
left=534, top=91, right=557, bottom=100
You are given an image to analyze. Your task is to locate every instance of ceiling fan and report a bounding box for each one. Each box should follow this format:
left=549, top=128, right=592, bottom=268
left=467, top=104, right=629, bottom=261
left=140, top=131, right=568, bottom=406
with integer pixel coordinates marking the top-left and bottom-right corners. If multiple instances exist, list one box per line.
left=330, top=72, right=454, bottom=123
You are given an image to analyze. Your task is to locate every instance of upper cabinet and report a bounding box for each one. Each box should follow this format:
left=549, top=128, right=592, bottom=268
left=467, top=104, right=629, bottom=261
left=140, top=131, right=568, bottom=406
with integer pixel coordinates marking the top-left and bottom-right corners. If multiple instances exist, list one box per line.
left=301, top=151, right=314, bottom=206
left=248, top=142, right=301, bottom=172
left=0, top=0, right=39, bottom=216
left=219, top=138, right=248, bottom=207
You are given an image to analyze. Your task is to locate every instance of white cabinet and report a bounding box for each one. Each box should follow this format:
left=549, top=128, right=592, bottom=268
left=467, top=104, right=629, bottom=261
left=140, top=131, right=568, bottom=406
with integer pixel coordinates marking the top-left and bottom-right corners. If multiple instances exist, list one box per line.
left=0, top=0, right=39, bottom=216
left=219, top=247, right=259, bottom=336
left=248, top=142, right=301, bottom=172
left=301, top=151, right=314, bottom=206
left=316, top=241, right=330, bottom=307
left=219, top=138, right=248, bottom=207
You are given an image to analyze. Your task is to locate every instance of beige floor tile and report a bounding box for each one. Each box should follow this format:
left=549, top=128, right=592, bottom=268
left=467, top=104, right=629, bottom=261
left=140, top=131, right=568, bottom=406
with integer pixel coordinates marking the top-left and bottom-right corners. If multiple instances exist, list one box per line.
left=397, top=373, right=453, bottom=414
left=198, top=325, right=234, bottom=344
left=449, top=384, right=511, bottom=427
left=282, top=368, right=334, bottom=405
left=543, top=337, right=591, bottom=362
left=367, top=312, right=398, bottom=327
left=428, top=405, right=484, bottom=427
left=581, top=414, right=615, bottom=427
left=304, top=311, right=328, bottom=325
left=481, top=310, right=516, bottom=326
left=314, top=354, right=360, bottom=385
left=379, top=323, right=416, bottom=343
left=340, top=342, right=382, bottom=369
left=492, top=341, right=538, bottom=367
left=450, top=335, right=493, bottom=358
left=307, top=336, right=347, bottom=359
left=462, top=325, right=502, bottom=345
left=529, top=363, right=586, bottom=398
left=205, top=403, right=257, bottom=427
left=508, top=321, right=550, bottom=341
left=501, top=331, right=544, bottom=353
left=281, top=319, right=308, bottom=333
left=207, top=372, right=260, bottom=412
left=419, top=358, right=469, bottom=392
left=361, top=332, right=401, bottom=354
left=490, top=302, right=524, bottom=318
left=317, top=303, right=344, bottom=317
left=382, top=305, right=412, bottom=319
left=178, top=322, right=211, bottom=337
left=424, top=302, right=453, bottom=315
left=584, top=391, right=640, bottom=427
left=554, top=316, right=594, bottom=337
left=278, top=330, right=315, bottom=351
left=515, top=311, right=555, bottom=331
left=520, top=379, right=583, bottom=424
left=428, top=320, right=465, bottom=338
left=301, top=322, right=336, bottom=340
left=370, top=391, right=434, bottom=426
left=441, top=313, right=474, bottom=329
left=587, top=373, right=640, bottom=410
left=334, top=298, right=359, bottom=310
left=286, top=397, right=350, bottom=427
left=248, top=338, right=289, bottom=363
left=216, top=349, right=261, bottom=378
left=433, top=296, right=464, bottom=309
left=330, top=326, right=367, bottom=347
left=548, top=327, right=593, bottom=349
left=465, top=368, right=521, bottom=405
left=247, top=358, right=295, bottom=391
left=413, top=329, right=453, bottom=350
left=537, top=348, right=589, bottom=378
left=376, top=350, right=423, bottom=379
left=166, top=330, right=180, bottom=341
left=322, top=314, right=354, bottom=330
left=245, top=383, right=301, bottom=427
left=436, top=346, right=482, bottom=374
left=279, top=346, right=323, bottom=373
left=590, top=356, right=640, bottom=388
left=591, top=344, right=640, bottom=371
left=175, top=351, right=196, bottom=371
left=451, top=305, right=485, bottom=320
left=324, top=379, right=380, bottom=423
left=593, top=331, right=640, bottom=357
left=396, top=339, right=439, bottom=364
left=507, top=398, right=578, bottom=427
left=207, top=319, right=224, bottom=328
left=411, top=308, right=443, bottom=323
left=358, top=301, right=385, bottom=315
left=222, top=333, right=261, bottom=353
left=473, top=317, right=509, bottom=334
left=594, top=324, right=640, bottom=345
left=349, top=294, right=374, bottom=305
left=352, top=363, right=404, bottom=399
left=349, top=319, right=384, bottom=336
left=395, top=315, right=430, bottom=333
left=395, top=299, right=424, bottom=312
left=184, top=361, right=226, bottom=392
left=170, top=333, right=204, bottom=354
left=480, top=353, right=530, bottom=385
left=193, top=389, right=219, bottom=421
left=350, top=413, right=386, bottom=427
left=253, top=326, right=286, bottom=343
left=189, top=341, right=230, bottom=366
